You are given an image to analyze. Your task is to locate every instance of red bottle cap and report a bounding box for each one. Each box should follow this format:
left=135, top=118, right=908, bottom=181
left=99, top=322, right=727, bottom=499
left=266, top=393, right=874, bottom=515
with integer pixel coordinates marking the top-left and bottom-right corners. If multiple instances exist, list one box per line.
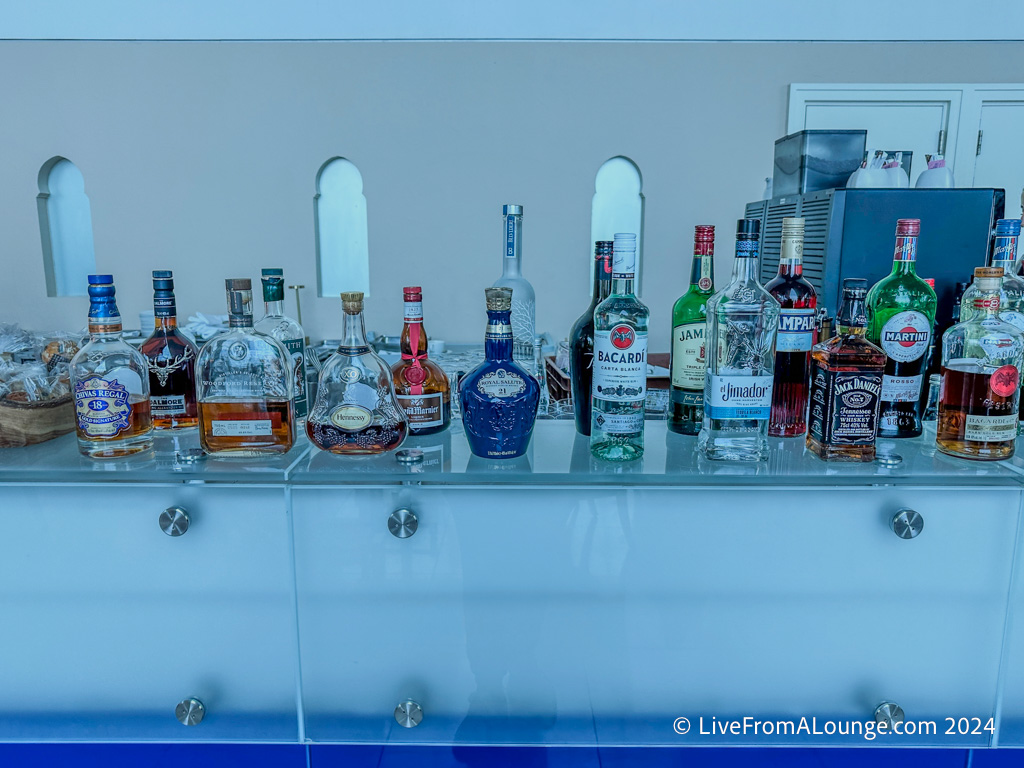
left=895, top=219, right=921, bottom=236
left=694, top=225, right=715, bottom=243
left=403, top=286, right=422, bottom=300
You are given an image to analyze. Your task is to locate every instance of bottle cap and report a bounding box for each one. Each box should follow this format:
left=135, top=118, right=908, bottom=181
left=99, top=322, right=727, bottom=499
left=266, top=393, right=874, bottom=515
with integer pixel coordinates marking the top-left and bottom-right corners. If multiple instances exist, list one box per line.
left=152, top=271, right=174, bottom=291
left=261, top=268, right=284, bottom=277
left=594, top=241, right=614, bottom=257
left=340, top=291, right=364, bottom=314
left=693, top=225, right=715, bottom=244
left=736, top=219, right=760, bottom=238
left=613, top=232, right=637, bottom=252
left=502, top=204, right=523, bottom=216
left=781, top=217, right=805, bottom=236
left=152, top=270, right=173, bottom=279
left=485, top=286, right=513, bottom=312
left=895, top=218, right=921, bottom=236
left=995, top=219, right=1022, bottom=236
left=842, top=277, right=868, bottom=298
left=88, top=274, right=114, bottom=285
left=975, top=267, right=1004, bottom=279
left=226, top=278, right=251, bottom=291
left=403, top=286, right=422, bottom=300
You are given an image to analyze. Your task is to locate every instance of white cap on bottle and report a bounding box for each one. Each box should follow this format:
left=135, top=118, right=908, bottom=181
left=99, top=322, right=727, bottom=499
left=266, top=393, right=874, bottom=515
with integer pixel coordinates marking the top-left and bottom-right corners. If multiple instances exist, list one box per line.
left=612, top=233, right=637, bottom=277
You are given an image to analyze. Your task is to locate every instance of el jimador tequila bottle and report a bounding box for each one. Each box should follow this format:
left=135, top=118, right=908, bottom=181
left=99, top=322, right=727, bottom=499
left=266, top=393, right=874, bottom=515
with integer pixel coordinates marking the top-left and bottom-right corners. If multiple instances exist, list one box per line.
left=938, top=267, right=1024, bottom=460
left=766, top=217, right=817, bottom=437
left=591, top=233, right=649, bottom=461
left=71, top=275, right=154, bottom=458
left=698, top=220, right=780, bottom=462
left=255, top=268, right=308, bottom=423
left=668, top=225, right=715, bottom=436
left=866, top=219, right=937, bottom=438
left=491, top=204, right=536, bottom=364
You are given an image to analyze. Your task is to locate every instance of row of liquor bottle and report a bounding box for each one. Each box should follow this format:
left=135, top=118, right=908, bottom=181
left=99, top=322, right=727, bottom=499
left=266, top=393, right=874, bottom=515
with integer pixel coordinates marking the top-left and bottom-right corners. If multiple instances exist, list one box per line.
left=596, top=215, right=1023, bottom=462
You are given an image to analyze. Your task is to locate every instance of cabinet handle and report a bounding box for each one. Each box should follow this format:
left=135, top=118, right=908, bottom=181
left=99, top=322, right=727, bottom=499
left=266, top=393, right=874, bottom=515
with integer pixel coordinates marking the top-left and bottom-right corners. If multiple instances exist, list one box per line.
left=394, top=699, right=423, bottom=728
left=890, top=508, right=924, bottom=540
left=160, top=506, right=191, bottom=537
left=388, top=508, right=418, bottom=539
left=175, top=697, right=205, bottom=726
left=874, top=701, right=904, bottom=731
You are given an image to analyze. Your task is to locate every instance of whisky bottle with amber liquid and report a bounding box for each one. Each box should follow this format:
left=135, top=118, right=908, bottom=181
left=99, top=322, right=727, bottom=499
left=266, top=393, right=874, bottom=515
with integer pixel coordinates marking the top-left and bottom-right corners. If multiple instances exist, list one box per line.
left=390, top=286, right=450, bottom=436
left=196, top=279, right=295, bottom=456
left=937, top=267, right=1024, bottom=460
left=307, top=292, right=409, bottom=454
left=140, top=270, right=199, bottom=430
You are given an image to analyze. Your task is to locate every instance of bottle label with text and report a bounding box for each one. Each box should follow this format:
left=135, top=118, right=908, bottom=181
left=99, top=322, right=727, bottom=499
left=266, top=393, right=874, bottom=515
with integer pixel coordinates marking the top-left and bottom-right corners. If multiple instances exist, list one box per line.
left=704, top=374, right=774, bottom=420
left=776, top=308, right=816, bottom=352
left=671, top=322, right=705, bottom=390
left=283, top=337, right=308, bottom=419
left=397, top=392, right=445, bottom=428
left=593, top=324, right=648, bottom=403
left=880, top=311, right=930, bottom=363
left=151, top=394, right=187, bottom=416
left=880, top=373, right=924, bottom=402
left=808, top=367, right=882, bottom=445
left=965, top=413, right=1018, bottom=443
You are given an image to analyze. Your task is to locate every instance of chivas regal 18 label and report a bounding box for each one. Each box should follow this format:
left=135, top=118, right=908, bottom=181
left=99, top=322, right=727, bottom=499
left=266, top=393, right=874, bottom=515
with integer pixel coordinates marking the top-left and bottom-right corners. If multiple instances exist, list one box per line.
left=593, top=324, right=648, bottom=403
left=74, top=375, right=133, bottom=437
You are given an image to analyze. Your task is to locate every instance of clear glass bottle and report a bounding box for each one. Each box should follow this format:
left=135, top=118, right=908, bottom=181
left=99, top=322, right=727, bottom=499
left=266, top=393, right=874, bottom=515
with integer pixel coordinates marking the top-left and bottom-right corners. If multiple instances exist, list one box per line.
left=71, top=275, right=154, bottom=458
left=307, top=292, right=408, bottom=454
left=806, top=279, right=886, bottom=462
left=766, top=217, right=817, bottom=437
left=668, top=225, right=715, bottom=436
left=698, top=219, right=781, bottom=462
left=591, top=233, right=649, bottom=461
left=254, top=268, right=308, bottom=423
left=390, top=286, right=451, bottom=436
left=491, top=204, right=536, bottom=364
left=196, top=279, right=295, bottom=456
left=460, top=287, right=541, bottom=459
left=937, top=267, right=1024, bottom=460
left=569, top=241, right=613, bottom=436
left=140, top=270, right=199, bottom=430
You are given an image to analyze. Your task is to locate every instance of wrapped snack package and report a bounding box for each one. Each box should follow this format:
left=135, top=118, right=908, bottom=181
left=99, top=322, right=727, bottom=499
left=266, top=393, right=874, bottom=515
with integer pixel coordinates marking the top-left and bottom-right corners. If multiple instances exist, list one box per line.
left=41, top=333, right=81, bottom=370
left=0, top=325, right=77, bottom=447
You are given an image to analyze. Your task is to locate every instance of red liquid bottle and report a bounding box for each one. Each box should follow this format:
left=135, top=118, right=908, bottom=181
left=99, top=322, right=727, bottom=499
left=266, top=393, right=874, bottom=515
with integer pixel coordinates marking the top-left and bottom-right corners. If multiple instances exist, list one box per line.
left=767, top=217, right=817, bottom=437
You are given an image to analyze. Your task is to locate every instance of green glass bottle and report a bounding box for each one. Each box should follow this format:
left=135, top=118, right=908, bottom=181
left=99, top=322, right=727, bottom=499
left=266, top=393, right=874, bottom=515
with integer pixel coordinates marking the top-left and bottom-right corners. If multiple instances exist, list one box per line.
left=866, top=218, right=937, bottom=438
left=668, top=225, right=715, bottom=435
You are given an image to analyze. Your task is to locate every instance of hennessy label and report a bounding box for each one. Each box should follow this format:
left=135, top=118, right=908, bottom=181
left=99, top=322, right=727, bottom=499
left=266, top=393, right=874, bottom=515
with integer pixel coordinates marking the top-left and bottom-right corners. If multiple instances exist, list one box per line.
left=671, top=322, right=705, bottom=390
left=74, top=375, right=133, bottom=438
left=776, top=309, right=816, bottom=352
left=880, top=311, right=930, bottom=363
left=808, top=366, right=882, bottom=446
left=593, top=325, right=648, bottom=403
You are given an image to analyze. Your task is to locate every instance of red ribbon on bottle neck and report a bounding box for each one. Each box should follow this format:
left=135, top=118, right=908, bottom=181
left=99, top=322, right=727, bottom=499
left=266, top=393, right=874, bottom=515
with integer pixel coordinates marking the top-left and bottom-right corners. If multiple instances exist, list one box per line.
left=401, top=322, right=427, bottom=394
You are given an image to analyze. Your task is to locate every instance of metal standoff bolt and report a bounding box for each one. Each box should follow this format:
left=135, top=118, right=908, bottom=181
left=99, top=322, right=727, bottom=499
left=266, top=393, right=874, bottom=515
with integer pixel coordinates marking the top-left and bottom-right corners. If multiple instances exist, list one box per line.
left=175, top=697, right=206, bottom=726
left=394, top=699, right=423, bottom=728
left=159, top=506, right=191, bottom=537
left=890, top=508, right=924, bottom=540
left=874, top=701, right=905, bottom=731
left=388, top=508, right=418, bottom=539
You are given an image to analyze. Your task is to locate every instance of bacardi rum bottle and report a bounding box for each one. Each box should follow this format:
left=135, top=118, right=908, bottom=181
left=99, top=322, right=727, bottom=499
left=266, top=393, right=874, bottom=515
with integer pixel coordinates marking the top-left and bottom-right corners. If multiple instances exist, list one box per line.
left=569, top=241, right=613, bottom=436
left=668, top=225, right=715, bottom=435
left=591, top=233, right=649, bottom=461
left=698, top=220, right=780, bottom=462
left=866, top=219, right=937, bottom=438
left=766, top=217, right=817, bottom=437
left=491, top=204, right=536, bottom=364
left=937, top=267, right=1024, bottom=460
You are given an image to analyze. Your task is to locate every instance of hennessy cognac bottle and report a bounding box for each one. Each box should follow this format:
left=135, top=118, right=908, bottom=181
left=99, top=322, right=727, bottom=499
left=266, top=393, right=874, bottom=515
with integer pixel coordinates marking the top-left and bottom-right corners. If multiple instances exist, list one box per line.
left=307, top=292, right=409, bottom=454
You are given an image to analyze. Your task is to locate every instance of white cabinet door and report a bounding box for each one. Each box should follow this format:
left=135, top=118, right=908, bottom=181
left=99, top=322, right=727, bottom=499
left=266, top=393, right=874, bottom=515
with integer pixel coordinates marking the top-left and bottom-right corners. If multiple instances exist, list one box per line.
left=788, top=85, right=964, bottom=186
left=293, top=485, right=1017, bottom=747
left=970, top=100, right=1024, bottom=219
left=0, top=484, right=299, bottom=741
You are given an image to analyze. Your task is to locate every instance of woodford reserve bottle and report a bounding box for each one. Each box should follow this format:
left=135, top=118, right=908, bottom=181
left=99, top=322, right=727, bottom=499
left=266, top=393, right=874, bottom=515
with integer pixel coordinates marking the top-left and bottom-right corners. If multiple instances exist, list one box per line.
left=569, top=241, right=613, bottom=436
left=307, top=292, right=408, bottom=454
left=460, top=287, right=540, bottom=458
left=390, top=286, right=450, bottom=435
left=196, top=279, right=295, bottom=456
left=668, top=225, right=715, bottom=435
left=937, top=267, right=1024, bottom=460
left=806, top=279, right=886, bottom=462
left=766, top=217, right=817, bottom=437
left=71, top=275, right=154, bottom=458
left=140, top=270, right=199, bottom=430
left=866, top=218, right=937, bottom=438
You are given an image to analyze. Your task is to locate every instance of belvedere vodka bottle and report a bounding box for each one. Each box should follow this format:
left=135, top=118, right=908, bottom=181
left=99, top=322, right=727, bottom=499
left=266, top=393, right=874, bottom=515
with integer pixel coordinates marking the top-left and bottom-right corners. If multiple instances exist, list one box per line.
left=491, top=204, right=536, bottom=364
left=591, top=233, right=649, bottom=461
left=698, top=219, right=781, bottom=461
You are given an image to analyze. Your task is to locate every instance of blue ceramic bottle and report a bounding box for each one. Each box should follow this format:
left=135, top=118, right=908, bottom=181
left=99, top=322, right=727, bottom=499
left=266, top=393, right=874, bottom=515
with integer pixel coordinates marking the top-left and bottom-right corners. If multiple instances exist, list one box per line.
left=460, top=287, right=540, bottom=458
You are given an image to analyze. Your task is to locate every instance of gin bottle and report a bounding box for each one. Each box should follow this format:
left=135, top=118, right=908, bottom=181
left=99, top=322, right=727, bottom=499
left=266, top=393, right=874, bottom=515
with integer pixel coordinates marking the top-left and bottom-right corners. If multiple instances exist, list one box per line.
left=491, top=204, right=536, bottom=364
left=255, top=268, right=308, bottom=423
left=71, top=275, right=154, bottom=458
left=196, top=279, right=295, bottom=456
left=460, top=287, right=540, bottom=458
left=307, top=292, right=408, bottom=454
left=591, top=233, right=649, bottom=461
left=698, top=220, right=780, bottom=462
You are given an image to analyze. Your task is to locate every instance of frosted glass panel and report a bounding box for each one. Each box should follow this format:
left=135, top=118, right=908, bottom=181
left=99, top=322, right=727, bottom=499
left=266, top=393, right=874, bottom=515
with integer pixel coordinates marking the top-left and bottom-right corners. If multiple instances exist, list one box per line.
left=36, top=157, right=97, bottom=298
left=591, top=156, right=644, bottom=290
left=315, top=157, right=370, bottom=297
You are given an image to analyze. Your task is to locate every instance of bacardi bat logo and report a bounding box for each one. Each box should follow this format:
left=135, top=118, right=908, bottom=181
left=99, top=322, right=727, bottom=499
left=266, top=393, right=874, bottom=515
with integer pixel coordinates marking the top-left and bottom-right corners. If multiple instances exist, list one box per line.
left=610, top=324, right=635, bottom=350
left=991, top=365, right=1020, bottom=398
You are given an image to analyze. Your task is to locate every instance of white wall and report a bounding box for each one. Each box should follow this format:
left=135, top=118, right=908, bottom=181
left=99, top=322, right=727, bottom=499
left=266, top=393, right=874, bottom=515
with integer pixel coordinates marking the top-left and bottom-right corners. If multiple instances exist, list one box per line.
left=0, top=40, right=1022, bottom=350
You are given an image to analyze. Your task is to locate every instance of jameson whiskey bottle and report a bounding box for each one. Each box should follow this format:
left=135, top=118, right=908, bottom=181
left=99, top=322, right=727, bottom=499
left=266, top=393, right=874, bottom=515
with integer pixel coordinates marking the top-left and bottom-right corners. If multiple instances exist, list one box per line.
left=70, top=276, right=154, bottom=458
left=591, top=233, right=649, bottom=461
left=255, top=268, right=308, bottom=423
left=766, top=217, right=817, bottom=437
left=866, top=219, right=937, bottom=438
left=569, top=241, right=613, bottom=436
left=390, top=286, right=451, bottom=436
left=668, top=225, right=715, bottom=435
left=140, top=270, right=199, bottom=430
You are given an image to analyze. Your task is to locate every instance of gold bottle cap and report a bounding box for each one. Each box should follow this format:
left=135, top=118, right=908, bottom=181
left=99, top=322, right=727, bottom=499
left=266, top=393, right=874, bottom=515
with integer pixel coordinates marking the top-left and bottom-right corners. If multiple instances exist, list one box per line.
left=340, top=291, right=364, bottom=314
left=975, top=267, right=1004, bottom=279
left=485, top=287, right=512, bottom=311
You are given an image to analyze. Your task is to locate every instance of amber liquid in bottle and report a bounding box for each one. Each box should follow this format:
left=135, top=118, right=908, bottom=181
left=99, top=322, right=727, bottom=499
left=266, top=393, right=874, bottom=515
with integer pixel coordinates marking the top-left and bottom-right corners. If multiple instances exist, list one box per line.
left=82, top=397, right=154, bottom=459
left=390, top=287, right=451, bottom=436
left=141, top=317, right=199, bottom=430
left=936, top=364, right=1017, bottom=460
left=199, top=399, right=295, bottom=455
